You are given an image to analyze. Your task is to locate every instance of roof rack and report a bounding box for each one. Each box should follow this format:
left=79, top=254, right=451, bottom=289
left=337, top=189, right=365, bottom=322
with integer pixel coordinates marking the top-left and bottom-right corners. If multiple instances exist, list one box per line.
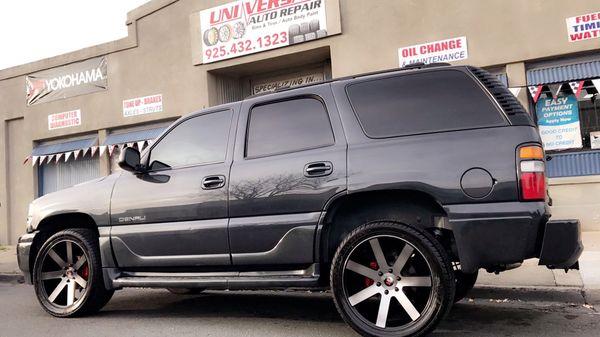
left=400, top=62, right=451, bottom=70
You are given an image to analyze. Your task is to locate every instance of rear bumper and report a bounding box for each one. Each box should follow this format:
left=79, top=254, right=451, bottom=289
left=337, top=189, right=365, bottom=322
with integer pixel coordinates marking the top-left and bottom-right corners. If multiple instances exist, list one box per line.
left=444, top=202, right=582, bottom=273
left=16, top=232, right=37, bottom=284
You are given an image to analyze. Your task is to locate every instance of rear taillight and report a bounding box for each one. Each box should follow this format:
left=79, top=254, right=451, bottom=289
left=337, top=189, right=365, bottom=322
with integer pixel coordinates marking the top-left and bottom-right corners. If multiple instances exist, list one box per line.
left=518, top=145, right=546, bottom=201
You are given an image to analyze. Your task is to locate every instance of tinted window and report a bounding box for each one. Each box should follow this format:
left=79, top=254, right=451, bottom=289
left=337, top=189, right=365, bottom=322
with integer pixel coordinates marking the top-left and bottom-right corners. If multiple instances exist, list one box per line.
left=149, top=110, right=232, bottom=168
left=246, top=98, right=334, bottom=157
left=346, top=70, right=506, bottom=138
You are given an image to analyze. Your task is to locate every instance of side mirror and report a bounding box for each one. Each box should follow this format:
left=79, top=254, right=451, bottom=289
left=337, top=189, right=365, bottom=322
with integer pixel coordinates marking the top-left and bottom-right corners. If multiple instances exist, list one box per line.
left=118, top=147, right=142, bottom=173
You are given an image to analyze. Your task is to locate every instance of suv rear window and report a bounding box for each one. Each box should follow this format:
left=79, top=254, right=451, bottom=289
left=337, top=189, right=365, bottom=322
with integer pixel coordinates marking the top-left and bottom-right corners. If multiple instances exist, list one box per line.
left=246, top=97, right=334, bottom=158
left=346, top=69, right=507, bottom=138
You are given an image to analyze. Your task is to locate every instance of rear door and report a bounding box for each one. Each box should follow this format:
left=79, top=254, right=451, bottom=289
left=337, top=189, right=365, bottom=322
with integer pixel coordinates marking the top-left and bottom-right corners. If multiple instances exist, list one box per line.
left=110, top=106, right=238, bottom=268
left=228, top=84, right=347, bottom=267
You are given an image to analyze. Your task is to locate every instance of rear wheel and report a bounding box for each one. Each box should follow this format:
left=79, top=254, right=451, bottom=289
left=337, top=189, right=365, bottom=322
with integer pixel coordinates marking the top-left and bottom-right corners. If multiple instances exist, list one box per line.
left=33, top=229, right=114, bottom=317
left=331, top=221, right=454, bottom=337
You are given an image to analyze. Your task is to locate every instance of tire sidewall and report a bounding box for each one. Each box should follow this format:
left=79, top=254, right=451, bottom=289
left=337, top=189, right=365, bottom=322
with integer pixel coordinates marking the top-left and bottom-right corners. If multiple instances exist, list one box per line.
left=331, top=221, right=454, bottom=337
left=33, top=230, right=97, bottom=317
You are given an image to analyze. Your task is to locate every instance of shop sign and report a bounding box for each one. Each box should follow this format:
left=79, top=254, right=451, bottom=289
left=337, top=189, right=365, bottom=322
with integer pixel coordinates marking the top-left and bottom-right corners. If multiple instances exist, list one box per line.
left=123, top=94, right=163, bottom=117
left=26, top=57, right=107, bottom=106
left=536, top=95, right=582, bottom=151
left=252, top=72, right=324, bottom=94
left=398, top=36, right=468, bottom=67
left=566, top=11, right=600, bottom=42
left=591, top=131, right=600, bottom=150
left=48, top=109, right=82, bottom=130
left=199, top=0, right=328, bottom=63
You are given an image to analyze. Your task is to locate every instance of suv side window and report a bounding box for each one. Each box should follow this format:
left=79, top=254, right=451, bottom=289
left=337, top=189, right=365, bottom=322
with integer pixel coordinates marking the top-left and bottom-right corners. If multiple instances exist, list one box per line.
left=246, top=97, right=334, bottom=158
left=149, top=110, right=233, bottom=169
left=346, top=70, right=507, bottom=138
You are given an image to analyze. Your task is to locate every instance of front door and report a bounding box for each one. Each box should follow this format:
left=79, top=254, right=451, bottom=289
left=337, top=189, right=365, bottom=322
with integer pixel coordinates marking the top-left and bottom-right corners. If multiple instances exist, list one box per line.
left=228, top=85, right=347, bottom=267
left=110, top=107, right=237, bottom=268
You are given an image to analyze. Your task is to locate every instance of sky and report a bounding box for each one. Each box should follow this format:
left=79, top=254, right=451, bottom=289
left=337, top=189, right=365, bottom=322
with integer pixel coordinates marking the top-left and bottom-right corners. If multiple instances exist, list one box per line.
left=0, top=0, right=151, bottom=70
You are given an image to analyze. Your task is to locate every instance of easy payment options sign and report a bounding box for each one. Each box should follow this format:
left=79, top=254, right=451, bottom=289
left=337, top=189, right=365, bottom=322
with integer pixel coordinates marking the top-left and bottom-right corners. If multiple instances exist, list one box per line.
left=536, top=95, right=582, bottom=151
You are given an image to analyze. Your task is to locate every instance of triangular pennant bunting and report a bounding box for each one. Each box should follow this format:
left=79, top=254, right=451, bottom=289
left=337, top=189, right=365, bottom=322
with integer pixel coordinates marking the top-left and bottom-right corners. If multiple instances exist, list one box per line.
left=32, top=156, right=39, bottom=167
left=23, top=155, right=31, bottom=165
left=127, top=142, right=134, bottom=148
left=64, top=152, right=72, bottom=162
left=137, top=141, right=145, bottom=150
left=39, top=155, right=46, bottom=165
left=47, top=154, right=55, bottom=164
left=508, top=87, right=521, bottom=97
left=91, top=146, right=98, bottom=157
left=108, top=145, right=116, bottom=157
left=99, top=146, right=107, bottom=156
left=547, top=83, right=562, bottom=99
left=592, top=79, right=600, bottom=93
left=568, top=81, right=585, bottom=98
left=82, top=147, right=89, bottom=157
left=528, top=85, right=543, bottom=103
left=55, top=153, right=63, bottom=163
left=73, top=150, right=81, bottom=160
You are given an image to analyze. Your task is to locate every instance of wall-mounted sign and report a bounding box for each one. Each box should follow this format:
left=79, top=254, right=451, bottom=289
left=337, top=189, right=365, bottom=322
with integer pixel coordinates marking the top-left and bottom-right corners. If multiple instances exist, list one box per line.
left=199, top=0, right=328, bottom=63
left=566, top=11, right=600, bottom=42
left=252, top=72, right=324, bottom=94
left=591, top=131, right=600, bottom=149
left=123, top=94, right=163, bottom=117
left=536, top=95, right=582, bottom=151
left=48, top=109, right=82, bottom=130
left=26, top=57, right=107, bottom=106
left=398, top=36, right=468, bottom=67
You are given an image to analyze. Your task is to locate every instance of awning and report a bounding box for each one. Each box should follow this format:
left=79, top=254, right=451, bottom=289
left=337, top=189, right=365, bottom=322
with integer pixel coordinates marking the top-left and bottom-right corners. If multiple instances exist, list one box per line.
left=103, top=127, right=166, bottom=146
left=28, top=137, right=98, bottom=166
left=527, top=60, right=600, bottom=85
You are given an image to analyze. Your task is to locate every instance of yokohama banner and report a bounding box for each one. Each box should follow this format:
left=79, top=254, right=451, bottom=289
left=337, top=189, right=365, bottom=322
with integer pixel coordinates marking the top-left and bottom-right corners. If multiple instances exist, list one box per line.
left=199, top=0, right=328, bottom=63
left=26, top=57, right=107, bottom=106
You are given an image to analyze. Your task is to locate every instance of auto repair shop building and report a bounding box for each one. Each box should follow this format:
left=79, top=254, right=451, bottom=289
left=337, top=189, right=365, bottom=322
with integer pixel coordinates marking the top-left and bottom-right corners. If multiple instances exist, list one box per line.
left=1, top=0, right=600, bottom=244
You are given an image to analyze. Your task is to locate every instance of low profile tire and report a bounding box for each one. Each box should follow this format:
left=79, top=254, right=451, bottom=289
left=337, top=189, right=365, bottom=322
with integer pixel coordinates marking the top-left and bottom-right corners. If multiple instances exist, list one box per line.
left=33, top=229, right=114, bottom=317
left=453, top=266, right=478, bottom=303
left=330, top=221, right=455, bottom=337
left=166, top=288, right=205, bottom=295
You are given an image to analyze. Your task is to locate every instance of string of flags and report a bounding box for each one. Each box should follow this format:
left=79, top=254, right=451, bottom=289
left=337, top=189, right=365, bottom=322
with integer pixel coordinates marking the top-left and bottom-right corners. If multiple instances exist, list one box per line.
left=526, top=78, right=600, bottom=103
left=23, top=139, right=155, bottom=166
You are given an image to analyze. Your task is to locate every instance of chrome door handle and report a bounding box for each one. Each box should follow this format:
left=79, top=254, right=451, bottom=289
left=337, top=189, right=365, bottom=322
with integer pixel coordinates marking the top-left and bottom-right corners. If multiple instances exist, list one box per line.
left=201, top=175, right=226, bottom=190
left=304, top=161, right=333, bottom=177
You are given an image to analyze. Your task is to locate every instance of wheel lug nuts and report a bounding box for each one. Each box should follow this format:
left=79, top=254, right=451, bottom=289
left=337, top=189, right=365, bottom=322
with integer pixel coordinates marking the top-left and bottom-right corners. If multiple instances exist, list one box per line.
left=384, top=290, right=389, bottom=295
left=378, top=271, right=383, bottom=276
left=376, top=282, right=381, bottom=287
left=388, top=269, right=393, bottom=273
left=395, top=287, right=399, bottom=292
left=397, top=276, right=401, bottom=280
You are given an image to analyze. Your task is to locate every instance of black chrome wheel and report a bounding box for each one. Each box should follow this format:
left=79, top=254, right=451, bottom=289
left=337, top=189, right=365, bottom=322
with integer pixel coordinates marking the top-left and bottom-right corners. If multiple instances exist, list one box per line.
left=33, top=229, right=114, bottom=317
left=331, top=221, right=454, bottom=337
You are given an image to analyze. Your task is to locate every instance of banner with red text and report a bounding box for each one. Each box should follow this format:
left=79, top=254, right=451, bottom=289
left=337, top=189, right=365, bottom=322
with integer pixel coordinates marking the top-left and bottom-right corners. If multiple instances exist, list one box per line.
left=123, top=94, right=163, bottom=117
left=566, top=11, right=600, bottom=42
left=48, top=109, right=82, bottom=130
left=199, top=0, right=327, bottom=63
left=398, top=36, right=468, bottom=67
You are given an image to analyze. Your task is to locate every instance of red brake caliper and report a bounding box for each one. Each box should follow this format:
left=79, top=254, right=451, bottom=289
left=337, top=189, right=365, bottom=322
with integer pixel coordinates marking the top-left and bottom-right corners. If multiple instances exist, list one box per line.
left=365, top=261, right=378, bottom=287
left=81, top=263, right=89, bottom=280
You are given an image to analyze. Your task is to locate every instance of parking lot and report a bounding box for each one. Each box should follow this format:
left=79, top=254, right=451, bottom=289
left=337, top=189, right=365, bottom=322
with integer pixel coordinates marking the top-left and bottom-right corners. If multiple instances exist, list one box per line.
left=1, top=281, right=598, bottom=337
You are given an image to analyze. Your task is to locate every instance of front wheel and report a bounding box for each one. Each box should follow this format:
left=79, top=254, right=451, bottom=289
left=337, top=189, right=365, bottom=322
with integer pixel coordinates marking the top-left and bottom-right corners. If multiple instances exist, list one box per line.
left=330, top=221, right=455, bottom=337
left=33, top=229, right=114, bottom=317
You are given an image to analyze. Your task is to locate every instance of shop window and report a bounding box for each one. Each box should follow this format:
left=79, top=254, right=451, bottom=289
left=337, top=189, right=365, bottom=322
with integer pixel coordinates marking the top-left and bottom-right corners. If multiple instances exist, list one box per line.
left=246, top=97, right=334, bottom=158
left=346, top=70, right=506, bottom=138
left=39, top=154, right=100, bottom=195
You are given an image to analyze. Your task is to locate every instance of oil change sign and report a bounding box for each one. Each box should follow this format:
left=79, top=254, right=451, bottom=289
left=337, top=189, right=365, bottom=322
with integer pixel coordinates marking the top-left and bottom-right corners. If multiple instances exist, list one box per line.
left=566, top=11, right=600, bottom=42
left=26, top=57, right=107, bottom=106
left=536, top=95, right=582, bottom=151
left=199, top=0, right=327, bottom=63
left=398, top=36, right=468, bottom=67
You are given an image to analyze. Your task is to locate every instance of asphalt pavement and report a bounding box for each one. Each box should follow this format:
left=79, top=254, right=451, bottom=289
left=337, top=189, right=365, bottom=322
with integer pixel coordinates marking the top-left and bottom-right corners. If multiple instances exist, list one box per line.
left=1, top=282, right=598, bottom=337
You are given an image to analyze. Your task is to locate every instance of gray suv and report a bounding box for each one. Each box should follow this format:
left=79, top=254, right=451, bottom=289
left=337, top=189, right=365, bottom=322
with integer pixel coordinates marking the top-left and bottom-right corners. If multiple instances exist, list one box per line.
left=17, top=63, right=582, bottom=336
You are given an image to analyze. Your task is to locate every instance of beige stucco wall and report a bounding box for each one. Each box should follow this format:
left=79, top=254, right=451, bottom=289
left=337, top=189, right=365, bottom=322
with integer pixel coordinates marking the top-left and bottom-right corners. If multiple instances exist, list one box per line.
left=549, top=177, right=600, bottom=232
left=1, top=0, right=599, bottom=243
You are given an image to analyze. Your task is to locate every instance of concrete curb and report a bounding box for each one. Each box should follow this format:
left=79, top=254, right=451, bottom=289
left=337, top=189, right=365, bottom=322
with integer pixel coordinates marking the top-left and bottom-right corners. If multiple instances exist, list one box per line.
left=470, top=285, right=586, bottom=304
left=0, top=273, right=24, bottom=284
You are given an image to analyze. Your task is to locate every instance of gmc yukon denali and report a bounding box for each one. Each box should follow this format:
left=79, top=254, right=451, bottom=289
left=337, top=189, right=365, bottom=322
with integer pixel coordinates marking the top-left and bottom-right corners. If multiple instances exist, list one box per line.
left=17, top=63, right=582, bottom=336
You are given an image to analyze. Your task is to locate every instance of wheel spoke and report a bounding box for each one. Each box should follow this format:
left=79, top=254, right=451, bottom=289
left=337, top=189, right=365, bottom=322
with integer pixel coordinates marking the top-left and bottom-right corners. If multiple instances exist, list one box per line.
left=402, top=276, right=431, bottom=287
left=376, top=294, right=391, bottom=328
left=48, top=249, right=67, bottom=268
left=394, top=291, right=421, bottom=321
left=66, top=241, right=73, bottom=264
left=346, top=260, right=379, bottom=280
left=74, top=275, right=87, bottom=288
left=369, top=239, right=388, bottom=269
left=41, top=271, right=64, bottom=280
left=47, top=278, right=68, bottom=303
left=392, top=244, right=414, bottom=274
left=73, top=255, right=87, bottom=271
left=67, top=281, right=75, bottom=306
left=348, top=284, right=380, bottom=306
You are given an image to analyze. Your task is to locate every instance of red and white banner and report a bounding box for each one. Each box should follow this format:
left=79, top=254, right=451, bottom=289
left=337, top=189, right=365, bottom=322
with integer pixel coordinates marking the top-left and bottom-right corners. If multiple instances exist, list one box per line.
left=48, top=109, right=81, bottom=130
left=398, top=36, right=468, bottom=67
left=199, top=0, right=328, bottom=63
left=566, top=11, right=600, bottom=42
left=528, top=85, right=543, bottom=103
left=569, top=81, right=585, bottom=98
left=123, top=94, right=163, bottom=117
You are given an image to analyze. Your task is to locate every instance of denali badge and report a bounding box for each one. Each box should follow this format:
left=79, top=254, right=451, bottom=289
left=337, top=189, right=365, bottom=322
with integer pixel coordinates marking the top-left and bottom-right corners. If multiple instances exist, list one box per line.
left=118, top=216, right=146, bottom=223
